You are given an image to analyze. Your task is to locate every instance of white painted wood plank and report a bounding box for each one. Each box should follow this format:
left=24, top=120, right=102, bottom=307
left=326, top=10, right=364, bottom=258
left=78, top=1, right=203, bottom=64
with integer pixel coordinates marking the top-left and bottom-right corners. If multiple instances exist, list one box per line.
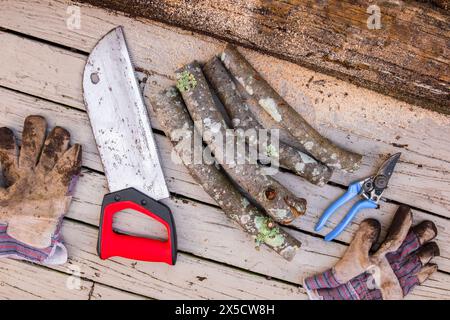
left=0, top=0, right=448, bottom=300
left=1, top=0, right=449, bottom=217
left=53, top=220, right=308, bottom=300
left=0, top=70, right=447, bottom=302
left=0, top=88, right=446, bottom=300
left=0, top=259, right=92, bottom=300
left=0, top=31, right=85, bottom=110
left=90, top=283, right=148, bottom=300
left=2, top=85, right=449, bottom=278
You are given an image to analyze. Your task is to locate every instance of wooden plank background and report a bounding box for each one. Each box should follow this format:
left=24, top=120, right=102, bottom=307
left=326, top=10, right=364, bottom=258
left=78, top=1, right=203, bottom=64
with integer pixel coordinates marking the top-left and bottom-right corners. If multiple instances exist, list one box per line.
left=0, top=0, right=449, bottom=299
left=75, top=0, right=450, bottom=114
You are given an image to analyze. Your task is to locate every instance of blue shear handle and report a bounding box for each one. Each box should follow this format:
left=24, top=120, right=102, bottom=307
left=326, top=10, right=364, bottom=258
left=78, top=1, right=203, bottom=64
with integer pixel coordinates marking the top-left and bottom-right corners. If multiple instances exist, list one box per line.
left=315, top=181, right=362, bottom=232
left=324, top=199, right=378, bottom=241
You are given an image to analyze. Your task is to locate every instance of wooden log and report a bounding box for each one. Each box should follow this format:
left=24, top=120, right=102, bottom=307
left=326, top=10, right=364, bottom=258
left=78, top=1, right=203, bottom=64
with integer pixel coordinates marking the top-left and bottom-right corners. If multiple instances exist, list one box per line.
left=176, top=62, right=307, bottom=224
left=2, top=10, right=449, bottom=217
left=149, top=86, right=301, bottom=261
left=221, top=45, right=363, bottom=172
left=203, top=56, right=333, bottom=185
left=75, top=0, right=450, bottom=115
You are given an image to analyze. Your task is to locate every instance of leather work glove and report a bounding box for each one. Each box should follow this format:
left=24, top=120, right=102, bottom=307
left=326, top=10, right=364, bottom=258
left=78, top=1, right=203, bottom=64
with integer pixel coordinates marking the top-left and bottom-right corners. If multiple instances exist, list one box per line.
left=304, top=205, right=440, bottom=300
left=0, top=115, right=82, bottom=265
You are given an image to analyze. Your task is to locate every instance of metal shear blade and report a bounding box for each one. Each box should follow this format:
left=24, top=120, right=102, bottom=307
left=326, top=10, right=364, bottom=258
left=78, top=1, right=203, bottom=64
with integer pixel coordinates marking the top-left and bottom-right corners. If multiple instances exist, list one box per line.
left=315, top=153, right=401, bottom=241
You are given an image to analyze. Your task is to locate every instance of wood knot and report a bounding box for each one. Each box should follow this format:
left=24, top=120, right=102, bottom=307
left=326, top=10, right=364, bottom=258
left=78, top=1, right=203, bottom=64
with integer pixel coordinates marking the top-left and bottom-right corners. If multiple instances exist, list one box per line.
left=264, top=187, right=277, bottom=200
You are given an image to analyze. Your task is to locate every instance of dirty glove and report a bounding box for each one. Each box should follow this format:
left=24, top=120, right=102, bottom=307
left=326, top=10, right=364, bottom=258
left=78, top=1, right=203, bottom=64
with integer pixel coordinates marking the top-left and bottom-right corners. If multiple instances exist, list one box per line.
left=0, top=115, right=82, bottom=265
left=304, top=205, right=440, bottom=300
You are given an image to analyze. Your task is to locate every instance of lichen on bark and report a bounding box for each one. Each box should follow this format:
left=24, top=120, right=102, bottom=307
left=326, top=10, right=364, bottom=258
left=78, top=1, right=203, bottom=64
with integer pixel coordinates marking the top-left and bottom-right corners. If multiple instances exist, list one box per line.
left=176, top=70, right=197, bottom=92
left=176, top=61, right=307, bottom=225
left=220, top=45, right=363, bottom=172
left=149, top=86, right=301, bottom=261
left=203, top=56, right=333, bottom=185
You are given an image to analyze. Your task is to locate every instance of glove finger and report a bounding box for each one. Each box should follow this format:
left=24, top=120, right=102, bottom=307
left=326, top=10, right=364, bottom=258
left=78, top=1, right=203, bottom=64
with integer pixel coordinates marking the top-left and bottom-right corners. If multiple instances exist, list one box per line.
left=416, top=242, right=440, bottom=266
left=0, top=127, right=19, bottom=185
left=386, top=220, right=437, bottom=265
left=391, top=242, right=439, bottom=280
left=52, top=144, right=82, bottom=191
left=19, top=115, right=47, bottom=169
left=400, top=263, right=438, bottom=296
left=412, top=220, right=438, bottom=245
left=36, top=126, right=70, bottom=173
left=374, top=205, right=412, bottom=259
left=416, top=263, right=438, bottom=284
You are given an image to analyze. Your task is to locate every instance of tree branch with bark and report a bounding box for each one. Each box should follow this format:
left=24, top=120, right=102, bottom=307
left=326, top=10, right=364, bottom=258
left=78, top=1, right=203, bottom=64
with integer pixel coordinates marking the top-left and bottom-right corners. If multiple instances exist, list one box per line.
left=149, top=87, right=301, bottom=261
left=203, top=56, right=333, bottom=186
left=220, top=45, right=363, bottom=172
left=176, top=62, right=307, bottom=225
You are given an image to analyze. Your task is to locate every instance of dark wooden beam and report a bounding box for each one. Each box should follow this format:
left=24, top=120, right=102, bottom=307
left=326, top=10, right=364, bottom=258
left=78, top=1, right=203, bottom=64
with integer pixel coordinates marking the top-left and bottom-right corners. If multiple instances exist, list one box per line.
left=77, top=0, right=450, bottom=114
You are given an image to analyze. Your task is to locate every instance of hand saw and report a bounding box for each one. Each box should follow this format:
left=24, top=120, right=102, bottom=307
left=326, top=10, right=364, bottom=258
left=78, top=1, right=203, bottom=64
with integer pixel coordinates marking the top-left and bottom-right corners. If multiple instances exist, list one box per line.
left=82, top=26, right=177, bottom=265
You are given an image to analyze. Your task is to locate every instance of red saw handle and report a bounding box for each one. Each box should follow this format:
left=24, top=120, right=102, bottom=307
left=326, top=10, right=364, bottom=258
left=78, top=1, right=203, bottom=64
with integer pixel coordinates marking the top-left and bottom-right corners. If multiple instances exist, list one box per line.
left=97, top=188, right=177, bottom=265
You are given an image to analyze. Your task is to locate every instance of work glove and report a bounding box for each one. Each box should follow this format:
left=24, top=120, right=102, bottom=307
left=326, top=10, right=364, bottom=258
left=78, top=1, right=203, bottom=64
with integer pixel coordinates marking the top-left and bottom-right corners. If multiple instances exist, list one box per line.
left=0, top=115, right=82, bottom=265
left=304, top=205, right=440, bottom=300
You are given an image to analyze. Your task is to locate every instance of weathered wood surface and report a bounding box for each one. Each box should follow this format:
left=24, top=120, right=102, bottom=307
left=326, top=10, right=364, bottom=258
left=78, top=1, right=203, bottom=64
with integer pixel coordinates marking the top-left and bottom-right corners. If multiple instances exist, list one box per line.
left=73, top=0, right=450, bottom=114
left=55, top=221, right=310, bottom=300
left=0, top=3, right=449, bottom=217
left=2, top=85, right=450, bottom=275
left=0, top=0, right=449, bottom=299
left=0, top=259, right=92, bottom=299
left=0, top=85, right=449, bottom=299
left=0, top=259, right=144, bottom=300
left=0, top=0, right=450, bottom=217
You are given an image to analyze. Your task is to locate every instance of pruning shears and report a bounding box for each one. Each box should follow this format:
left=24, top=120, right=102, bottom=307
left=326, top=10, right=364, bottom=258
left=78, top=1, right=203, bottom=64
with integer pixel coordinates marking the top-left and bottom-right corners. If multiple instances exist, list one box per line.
left=315, top=153, right=401, bottom=241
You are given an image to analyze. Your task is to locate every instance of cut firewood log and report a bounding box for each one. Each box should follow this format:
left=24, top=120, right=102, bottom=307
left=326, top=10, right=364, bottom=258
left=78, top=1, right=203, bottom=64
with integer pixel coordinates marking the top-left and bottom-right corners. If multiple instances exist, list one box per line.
left=149, top=86, right=301, bottom=261
left=221, top=45, right=363, bottom=173
left=203, top=56, right=332, bottom=186
left=176, top=62, right=306, bottom=225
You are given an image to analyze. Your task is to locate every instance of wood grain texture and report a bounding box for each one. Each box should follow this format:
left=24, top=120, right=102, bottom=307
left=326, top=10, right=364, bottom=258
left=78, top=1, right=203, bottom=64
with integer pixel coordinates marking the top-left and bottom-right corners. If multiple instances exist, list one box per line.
left=0, top=259, right=92, bottom=299
left=0, top=259, right=159, bottom=300
left=54, top=220, right=309, bottom=300
left=2, top=86, right=449, bottom=277
left=0, top=2, right=449, bottom=216
left=0, top=85, right=448, bottom=299
left=74, top=0, right=450, bottom=114
left=0, top=0, right=449, bottom=299
left=0, top=85, right=450, bottom=298
left=89, top=283, right=149, bottom=300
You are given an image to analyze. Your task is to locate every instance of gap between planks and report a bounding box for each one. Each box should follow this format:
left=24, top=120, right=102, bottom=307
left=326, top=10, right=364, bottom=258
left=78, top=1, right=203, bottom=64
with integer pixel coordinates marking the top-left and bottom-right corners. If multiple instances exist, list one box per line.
left=0, top=1, right=449, bottom=216
left=0, top=28, right=448, bottom=276
left=0, top=1, right=448, bottom=298
left=0, top=86, right=449, bottom=300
